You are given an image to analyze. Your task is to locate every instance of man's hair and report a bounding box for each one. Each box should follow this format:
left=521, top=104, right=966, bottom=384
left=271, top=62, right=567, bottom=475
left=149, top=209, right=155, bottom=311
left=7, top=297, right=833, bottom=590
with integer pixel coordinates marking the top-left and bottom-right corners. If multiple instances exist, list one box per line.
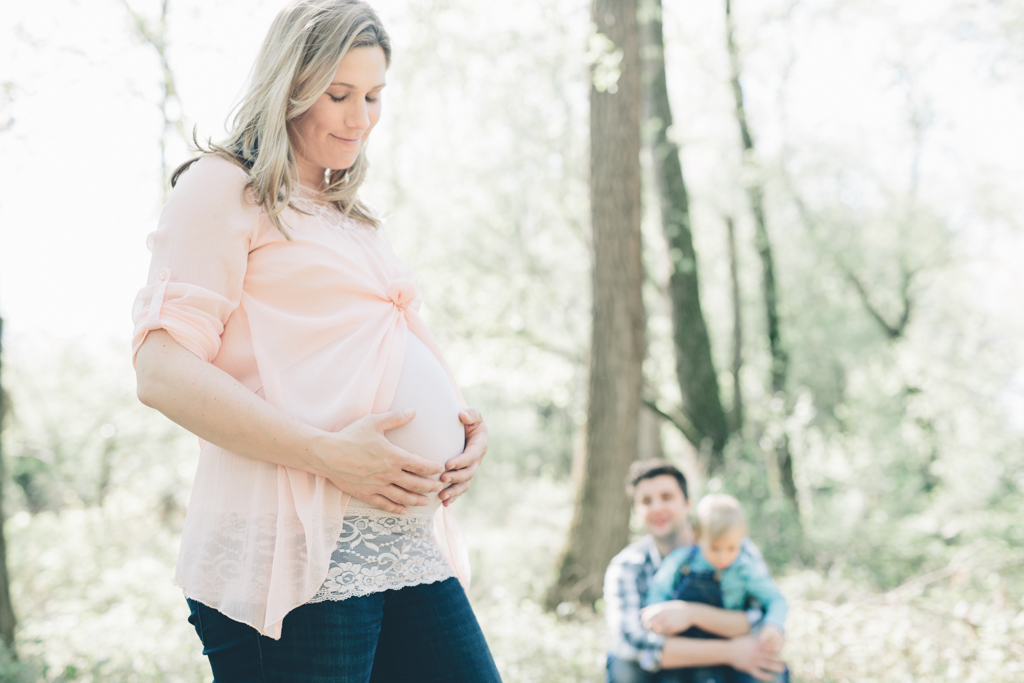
left=693, top=494, right=747, bottom=540
left=626, top=460, right=688, bottom=500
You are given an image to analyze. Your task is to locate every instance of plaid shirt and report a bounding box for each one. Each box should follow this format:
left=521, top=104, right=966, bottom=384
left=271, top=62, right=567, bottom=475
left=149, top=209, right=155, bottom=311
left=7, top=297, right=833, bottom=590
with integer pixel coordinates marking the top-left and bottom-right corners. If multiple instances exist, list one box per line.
left=604, top=535, right=768, bottom=673
left=603, top=535, right=667, bottom=672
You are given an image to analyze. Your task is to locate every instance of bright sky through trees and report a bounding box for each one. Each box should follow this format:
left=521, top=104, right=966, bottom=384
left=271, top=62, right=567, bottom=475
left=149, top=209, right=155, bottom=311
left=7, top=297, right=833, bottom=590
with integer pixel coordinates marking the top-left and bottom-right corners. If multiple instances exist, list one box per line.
left=0, top=0, right=1022, bottom=349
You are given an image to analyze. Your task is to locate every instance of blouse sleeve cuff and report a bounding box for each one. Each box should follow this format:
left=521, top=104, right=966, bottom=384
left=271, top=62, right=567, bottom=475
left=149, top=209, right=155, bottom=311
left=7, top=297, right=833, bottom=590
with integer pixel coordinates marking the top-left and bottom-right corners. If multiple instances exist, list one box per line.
left=131, top=269, right=234, bottom=364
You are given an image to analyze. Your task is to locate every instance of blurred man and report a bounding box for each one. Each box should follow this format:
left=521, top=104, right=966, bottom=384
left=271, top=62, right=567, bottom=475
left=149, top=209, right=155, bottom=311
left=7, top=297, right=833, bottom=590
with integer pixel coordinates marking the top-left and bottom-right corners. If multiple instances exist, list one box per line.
left=603, top=460, right=787, bottom=682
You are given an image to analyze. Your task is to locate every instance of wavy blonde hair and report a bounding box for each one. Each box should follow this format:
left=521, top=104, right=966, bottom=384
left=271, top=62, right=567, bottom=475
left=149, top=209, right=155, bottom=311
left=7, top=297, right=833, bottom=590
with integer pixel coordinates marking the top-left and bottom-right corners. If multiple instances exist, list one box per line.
left=172, top=0, right=391, bottom=234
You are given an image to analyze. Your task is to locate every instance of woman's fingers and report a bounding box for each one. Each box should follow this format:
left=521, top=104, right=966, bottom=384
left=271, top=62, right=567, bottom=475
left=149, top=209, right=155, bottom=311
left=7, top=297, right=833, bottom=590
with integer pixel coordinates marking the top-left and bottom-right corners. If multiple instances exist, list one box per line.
left=389, top=443, right=446, bottom=478
left=374, top=408, right=417, bottom=432
left=391, top=470, right=443, bottom=496
left=440, top=460, right=479, bottom=485
left=439, top=481, right=470, bottom=506
left=441, top=408, right=487, bottom=491
left=443, top=432, right=487, bottom=469
left=443, top=427, right=488, bottom=475
left=364, top=493, right=408, bottom=516
left=380, top=483, right=434, bottom=508
left=439, top=459, right=480, bottom=504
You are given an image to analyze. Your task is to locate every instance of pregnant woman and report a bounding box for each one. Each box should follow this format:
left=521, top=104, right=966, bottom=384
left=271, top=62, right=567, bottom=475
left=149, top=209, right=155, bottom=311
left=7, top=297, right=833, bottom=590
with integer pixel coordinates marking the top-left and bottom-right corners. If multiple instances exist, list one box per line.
left=131, top=2, right=502, bottom=680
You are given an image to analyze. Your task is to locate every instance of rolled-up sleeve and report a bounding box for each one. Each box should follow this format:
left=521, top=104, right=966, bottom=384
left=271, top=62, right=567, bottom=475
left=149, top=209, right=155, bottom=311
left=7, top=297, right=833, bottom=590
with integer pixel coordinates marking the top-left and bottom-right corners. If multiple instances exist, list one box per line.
left=131, top=156, right=258, bottom=364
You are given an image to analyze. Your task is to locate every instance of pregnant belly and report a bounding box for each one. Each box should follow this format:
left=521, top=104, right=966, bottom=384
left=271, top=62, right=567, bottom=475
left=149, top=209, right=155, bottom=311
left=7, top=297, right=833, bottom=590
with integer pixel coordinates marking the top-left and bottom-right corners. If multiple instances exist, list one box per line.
left=348, top=333, right=465, bottom=516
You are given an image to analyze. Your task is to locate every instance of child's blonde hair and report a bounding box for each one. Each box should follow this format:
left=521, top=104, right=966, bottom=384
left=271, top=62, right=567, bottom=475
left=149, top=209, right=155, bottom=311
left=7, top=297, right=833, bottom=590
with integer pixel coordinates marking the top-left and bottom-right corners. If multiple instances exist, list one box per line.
left=693, top=494, right=747, bottom=540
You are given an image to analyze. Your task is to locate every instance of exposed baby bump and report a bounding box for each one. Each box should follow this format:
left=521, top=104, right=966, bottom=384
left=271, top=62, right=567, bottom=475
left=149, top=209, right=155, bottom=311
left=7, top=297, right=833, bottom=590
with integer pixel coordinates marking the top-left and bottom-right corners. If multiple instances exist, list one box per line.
left=350, top=333, right=464, bottom=515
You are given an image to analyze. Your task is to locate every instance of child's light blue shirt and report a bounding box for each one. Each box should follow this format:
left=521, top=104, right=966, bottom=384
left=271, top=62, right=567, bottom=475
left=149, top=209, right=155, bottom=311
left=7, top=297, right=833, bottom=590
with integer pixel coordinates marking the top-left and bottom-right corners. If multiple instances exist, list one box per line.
left=645, top=539, right=788, bottom=633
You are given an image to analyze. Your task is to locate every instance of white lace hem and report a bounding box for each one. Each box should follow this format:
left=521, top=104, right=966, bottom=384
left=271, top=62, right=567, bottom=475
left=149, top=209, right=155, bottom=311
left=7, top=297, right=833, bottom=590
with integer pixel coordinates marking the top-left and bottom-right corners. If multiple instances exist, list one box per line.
left=307, top=507, right=456, bottom=604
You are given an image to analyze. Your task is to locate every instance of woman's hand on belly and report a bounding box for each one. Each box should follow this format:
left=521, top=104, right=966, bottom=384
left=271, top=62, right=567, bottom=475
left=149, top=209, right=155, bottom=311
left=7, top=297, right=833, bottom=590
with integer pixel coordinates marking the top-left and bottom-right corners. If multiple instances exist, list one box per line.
left=319, top=409, right=447, bottom=514
left=438, top=408, right=489, bottom=507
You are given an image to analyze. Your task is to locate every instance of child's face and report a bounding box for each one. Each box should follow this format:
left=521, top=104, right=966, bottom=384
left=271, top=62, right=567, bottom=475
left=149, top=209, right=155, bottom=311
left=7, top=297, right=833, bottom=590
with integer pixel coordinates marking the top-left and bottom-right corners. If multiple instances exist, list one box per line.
left=697, top=527, right=746, bottom=570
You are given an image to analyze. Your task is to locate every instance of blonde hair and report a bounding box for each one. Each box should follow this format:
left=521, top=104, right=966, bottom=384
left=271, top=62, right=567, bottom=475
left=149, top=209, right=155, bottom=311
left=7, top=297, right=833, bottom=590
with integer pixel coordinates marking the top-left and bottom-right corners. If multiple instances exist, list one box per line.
left=693, top=494, right=747, bottom=541
left=172, top=0, right=391, bottom=234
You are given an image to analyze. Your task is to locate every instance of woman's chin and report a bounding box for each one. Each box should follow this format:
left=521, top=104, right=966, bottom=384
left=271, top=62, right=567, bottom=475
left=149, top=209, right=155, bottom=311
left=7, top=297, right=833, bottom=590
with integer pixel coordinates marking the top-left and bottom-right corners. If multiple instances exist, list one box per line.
left=326, top=151, right=360, bottom=172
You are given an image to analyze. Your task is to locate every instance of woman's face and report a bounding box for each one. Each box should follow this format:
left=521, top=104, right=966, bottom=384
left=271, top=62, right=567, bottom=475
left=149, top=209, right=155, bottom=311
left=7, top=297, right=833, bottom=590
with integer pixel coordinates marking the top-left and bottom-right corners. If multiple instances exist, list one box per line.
left=290, top=45, right=387, bottom=186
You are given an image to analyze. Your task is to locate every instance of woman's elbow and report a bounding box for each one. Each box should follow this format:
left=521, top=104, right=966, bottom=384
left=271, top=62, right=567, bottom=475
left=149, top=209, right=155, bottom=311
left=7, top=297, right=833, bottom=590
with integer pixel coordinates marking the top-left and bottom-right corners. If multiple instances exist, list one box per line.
left=135, top=354, right=162, bottom=408
left=134, top=332, right=172, bottom=408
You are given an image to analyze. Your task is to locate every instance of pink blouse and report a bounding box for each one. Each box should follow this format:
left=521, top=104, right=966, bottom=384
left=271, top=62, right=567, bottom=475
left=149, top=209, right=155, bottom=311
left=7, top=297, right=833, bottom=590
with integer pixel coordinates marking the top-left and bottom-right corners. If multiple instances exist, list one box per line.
left=131, top=155, right=470, bottom=639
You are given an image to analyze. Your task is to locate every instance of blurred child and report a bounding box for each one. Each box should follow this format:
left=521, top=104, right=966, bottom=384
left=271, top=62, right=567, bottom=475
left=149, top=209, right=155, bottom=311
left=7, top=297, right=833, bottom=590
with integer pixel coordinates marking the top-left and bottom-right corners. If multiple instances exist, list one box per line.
left=645, top=494, right=788, bottom=683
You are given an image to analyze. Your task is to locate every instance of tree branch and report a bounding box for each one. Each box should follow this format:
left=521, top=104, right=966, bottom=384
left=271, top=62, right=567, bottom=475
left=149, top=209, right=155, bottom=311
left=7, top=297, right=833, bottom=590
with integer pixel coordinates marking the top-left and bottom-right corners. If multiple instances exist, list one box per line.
left=790, top=185, right=915, bottom=341
left=642, top=398, right=702, bottom=448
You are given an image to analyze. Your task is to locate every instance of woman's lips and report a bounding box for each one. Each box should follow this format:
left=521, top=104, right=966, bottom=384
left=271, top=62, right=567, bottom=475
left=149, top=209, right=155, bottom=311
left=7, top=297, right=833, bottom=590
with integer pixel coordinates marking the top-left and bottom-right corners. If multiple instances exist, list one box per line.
left=331, top=134, right=361, bottom=144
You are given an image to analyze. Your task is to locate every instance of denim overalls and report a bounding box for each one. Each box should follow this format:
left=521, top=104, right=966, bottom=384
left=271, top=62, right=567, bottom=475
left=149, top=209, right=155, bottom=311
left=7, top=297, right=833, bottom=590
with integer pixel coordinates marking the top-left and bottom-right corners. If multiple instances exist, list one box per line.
left=661, top=547, right=789, bottom=683
left=666, top=546, right=731, bottom=683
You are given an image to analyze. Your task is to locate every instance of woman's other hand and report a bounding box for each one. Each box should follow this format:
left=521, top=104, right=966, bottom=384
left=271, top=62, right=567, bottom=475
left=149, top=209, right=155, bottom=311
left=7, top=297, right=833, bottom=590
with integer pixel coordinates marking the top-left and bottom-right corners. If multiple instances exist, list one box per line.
left=439, top=408, right=488, bottom=507
left=326, top=409, right=446, bottom=515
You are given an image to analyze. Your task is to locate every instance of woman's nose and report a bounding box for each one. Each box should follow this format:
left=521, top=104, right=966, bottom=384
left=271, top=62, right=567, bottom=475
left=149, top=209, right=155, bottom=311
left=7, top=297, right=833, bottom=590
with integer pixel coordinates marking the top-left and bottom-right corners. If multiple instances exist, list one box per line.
left=346, top=101, right=370, bottom=131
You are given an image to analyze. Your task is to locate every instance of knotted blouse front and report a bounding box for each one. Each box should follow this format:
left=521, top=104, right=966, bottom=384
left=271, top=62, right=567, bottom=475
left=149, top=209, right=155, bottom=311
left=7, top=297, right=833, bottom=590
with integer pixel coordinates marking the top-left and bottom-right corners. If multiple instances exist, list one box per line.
left=131, top=155, right=470, bottom=639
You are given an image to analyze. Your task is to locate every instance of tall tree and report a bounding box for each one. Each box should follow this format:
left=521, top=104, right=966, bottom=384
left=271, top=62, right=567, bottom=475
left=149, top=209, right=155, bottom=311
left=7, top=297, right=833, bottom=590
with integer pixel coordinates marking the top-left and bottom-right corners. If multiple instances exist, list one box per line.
left=0, top=317, right=17, bottom=653
left=121, top=0, right=185, bottom=187
left=725, top=215, right=744, bottom=432
left=547, top=0, right=644, bottom=608
left=641, top=0, right=730, bottom=472
left=725, top=0, right=799, bottom=512
left=0, top=82, right=17, bottom=655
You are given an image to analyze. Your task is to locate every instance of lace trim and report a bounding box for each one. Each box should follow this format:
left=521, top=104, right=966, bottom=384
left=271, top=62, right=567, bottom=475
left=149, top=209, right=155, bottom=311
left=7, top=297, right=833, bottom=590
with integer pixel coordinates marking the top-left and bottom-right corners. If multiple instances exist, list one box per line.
left=308, top=507, right=455, bottom=604
left=289, top=195, right=361, bottom=232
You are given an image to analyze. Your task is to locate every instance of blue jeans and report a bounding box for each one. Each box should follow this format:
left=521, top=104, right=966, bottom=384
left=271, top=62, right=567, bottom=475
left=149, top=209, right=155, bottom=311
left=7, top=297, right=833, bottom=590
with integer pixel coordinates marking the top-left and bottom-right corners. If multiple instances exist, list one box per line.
left=606, top=654, right=789, bottom=683
left=187, top=578, right=502, bottom=682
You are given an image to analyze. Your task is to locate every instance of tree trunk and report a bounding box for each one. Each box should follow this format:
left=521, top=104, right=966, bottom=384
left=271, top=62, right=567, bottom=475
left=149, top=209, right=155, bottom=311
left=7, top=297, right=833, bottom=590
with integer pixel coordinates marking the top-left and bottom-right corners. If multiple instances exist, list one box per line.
left=0, top=317, right=18, bottom=653
left=725, top=215, right=744, bottom=433
left=637, top=403, right=664, bottom=462
left=546, top=0, right=644, bottom=608
left=725, top=0, right=798, bottom=513
left=641, top=0, right=729, bottom=472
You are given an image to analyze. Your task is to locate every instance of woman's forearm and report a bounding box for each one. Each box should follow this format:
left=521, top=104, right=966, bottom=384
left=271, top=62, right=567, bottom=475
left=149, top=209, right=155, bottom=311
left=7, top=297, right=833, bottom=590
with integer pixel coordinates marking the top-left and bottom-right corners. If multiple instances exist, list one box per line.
left=137, top=330, right=325, bottom=470
left=135, top=329, right=445, bottom=511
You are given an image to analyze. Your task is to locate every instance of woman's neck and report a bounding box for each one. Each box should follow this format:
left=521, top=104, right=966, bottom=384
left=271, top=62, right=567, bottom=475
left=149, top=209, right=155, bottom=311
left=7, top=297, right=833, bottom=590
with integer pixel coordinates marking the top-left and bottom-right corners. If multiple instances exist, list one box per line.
left=294, top=155, right=327, bottom=191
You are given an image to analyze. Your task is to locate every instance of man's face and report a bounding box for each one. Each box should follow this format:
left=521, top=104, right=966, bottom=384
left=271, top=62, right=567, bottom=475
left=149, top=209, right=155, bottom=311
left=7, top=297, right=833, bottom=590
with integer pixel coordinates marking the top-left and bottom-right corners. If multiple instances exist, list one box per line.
left=633, top=475, right=689, bottom=541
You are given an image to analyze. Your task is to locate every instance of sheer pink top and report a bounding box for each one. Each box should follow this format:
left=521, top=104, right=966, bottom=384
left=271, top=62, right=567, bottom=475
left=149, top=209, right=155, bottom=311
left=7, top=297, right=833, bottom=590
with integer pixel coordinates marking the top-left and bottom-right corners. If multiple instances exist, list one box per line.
left=131, top=155, right=471, bottom=639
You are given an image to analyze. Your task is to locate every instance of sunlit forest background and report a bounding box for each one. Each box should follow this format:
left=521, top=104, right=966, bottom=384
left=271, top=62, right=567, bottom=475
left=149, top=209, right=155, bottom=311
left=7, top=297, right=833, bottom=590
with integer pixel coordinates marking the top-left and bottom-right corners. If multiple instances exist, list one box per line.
left=1, top=0, right=1024, bottom=680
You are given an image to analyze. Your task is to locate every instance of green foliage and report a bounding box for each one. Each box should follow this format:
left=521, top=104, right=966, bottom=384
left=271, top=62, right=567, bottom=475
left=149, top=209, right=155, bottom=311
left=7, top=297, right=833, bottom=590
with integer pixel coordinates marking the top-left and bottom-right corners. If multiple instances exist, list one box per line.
left=2, top=338, right=196, bottom=517
left=5, top=501, right=207, bottom=681
left=0, top=641, right=45, bottom=683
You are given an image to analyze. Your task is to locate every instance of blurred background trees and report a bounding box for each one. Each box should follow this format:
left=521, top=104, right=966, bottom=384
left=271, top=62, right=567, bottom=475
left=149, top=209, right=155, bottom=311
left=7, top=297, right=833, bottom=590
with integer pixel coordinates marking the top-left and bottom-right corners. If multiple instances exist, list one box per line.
left=547, top=0, right=645, bottom=609
left=0, top=0, right=1023, bottom=679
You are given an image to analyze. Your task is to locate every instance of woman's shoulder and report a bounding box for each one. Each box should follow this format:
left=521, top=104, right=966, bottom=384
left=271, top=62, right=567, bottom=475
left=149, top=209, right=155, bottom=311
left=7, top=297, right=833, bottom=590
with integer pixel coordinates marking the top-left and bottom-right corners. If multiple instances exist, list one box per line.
left=171, top=154, right=254, bottom=210
left=159, top=154, right=261, bottom=244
